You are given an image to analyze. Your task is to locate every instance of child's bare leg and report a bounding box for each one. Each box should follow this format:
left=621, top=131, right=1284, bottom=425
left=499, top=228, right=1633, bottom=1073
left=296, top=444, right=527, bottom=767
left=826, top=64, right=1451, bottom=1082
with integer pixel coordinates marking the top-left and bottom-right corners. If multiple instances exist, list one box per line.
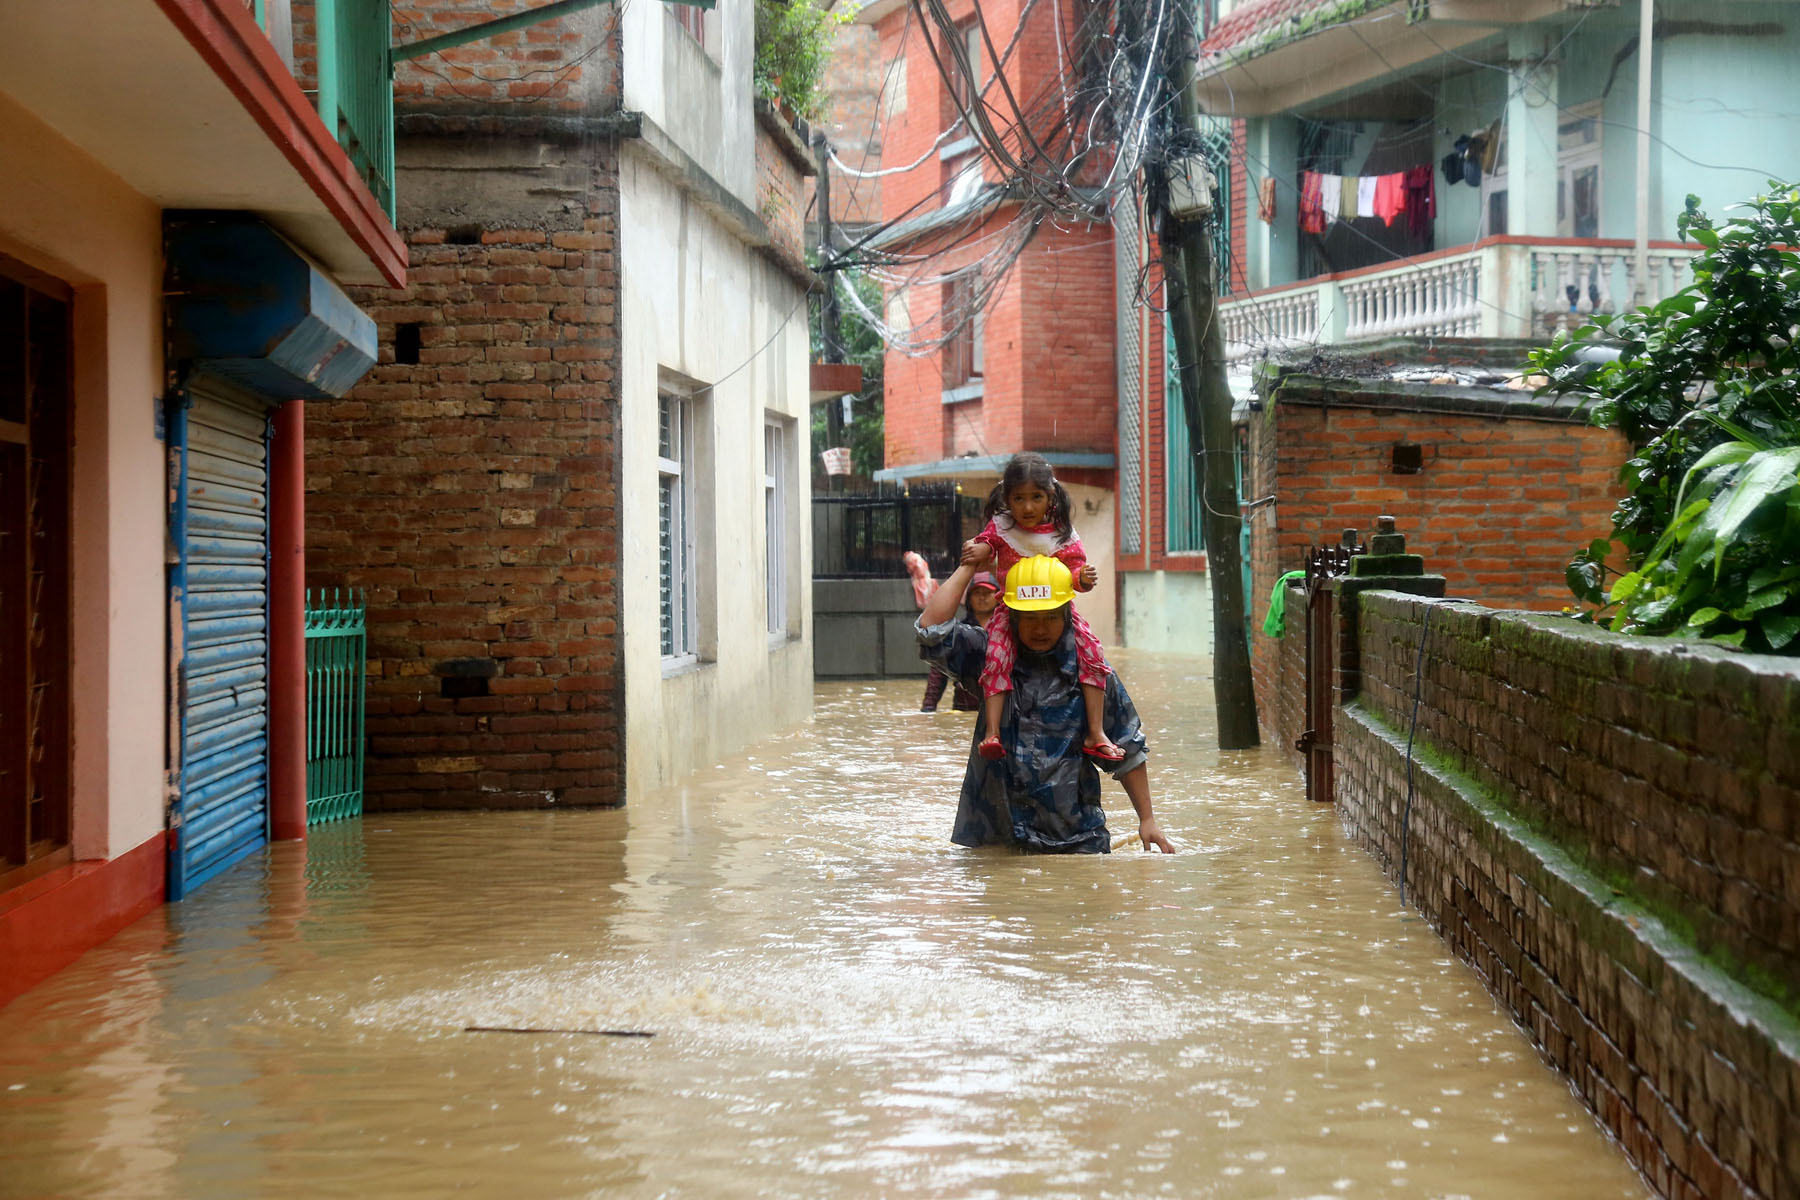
left=980, top=691, right=1007, bottom=758
left=1081, top=682, right=1111, bottom=750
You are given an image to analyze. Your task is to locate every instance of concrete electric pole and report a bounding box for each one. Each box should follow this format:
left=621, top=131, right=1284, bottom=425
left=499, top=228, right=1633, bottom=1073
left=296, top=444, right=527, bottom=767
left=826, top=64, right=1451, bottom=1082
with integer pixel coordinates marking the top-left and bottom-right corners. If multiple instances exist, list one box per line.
left=1152, top=14, right=1260, bottom=750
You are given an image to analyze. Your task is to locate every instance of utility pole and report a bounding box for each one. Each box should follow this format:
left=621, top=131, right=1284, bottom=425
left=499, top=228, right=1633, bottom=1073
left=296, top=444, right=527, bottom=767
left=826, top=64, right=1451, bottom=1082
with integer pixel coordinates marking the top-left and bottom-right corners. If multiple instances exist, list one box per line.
left=1152, top=16, right=1260, bottom=748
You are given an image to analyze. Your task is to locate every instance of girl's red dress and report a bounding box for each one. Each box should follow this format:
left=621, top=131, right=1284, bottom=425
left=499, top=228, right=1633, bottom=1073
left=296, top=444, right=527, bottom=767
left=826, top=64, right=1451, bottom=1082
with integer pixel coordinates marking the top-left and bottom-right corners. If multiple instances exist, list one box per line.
left=972, top=516, right=1110, bottom=695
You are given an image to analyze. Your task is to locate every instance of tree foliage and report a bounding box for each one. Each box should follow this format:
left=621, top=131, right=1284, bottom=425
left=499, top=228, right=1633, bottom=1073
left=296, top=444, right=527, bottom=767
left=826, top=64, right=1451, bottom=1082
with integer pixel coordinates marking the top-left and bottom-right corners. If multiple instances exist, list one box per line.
left=1530, top=185, right=1800, bottom=653
left=810, top=270, right=886, bottom=481
left=753, top=0, right=844, bottom=121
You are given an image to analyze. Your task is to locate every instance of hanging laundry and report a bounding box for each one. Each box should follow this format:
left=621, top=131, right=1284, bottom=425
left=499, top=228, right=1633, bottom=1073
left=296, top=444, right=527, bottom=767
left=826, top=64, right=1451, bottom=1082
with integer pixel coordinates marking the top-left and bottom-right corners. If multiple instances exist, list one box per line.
left=1480, top=118, right=1502, bottom=174
left=1320, top=173, right=1343, bottom=222
left=1356, top=176, right=1378, bottom=218
left=1443, top=137, right=1469, bottom=186
left=1374, top=172, right=1405, bottom=227
left=1258, top=176, right=1277, bottom=223
left=1403, top=165, right=1436, bottom=237
left=1298, top=171, right=1327, bottom=234
left=1341, top=175, right=1359, bottom=216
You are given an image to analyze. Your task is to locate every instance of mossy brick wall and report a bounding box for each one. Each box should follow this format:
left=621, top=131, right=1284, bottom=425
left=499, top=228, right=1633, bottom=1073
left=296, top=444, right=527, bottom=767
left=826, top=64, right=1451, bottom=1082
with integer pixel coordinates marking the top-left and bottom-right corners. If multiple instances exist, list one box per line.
left=305, top=153, right=624, bottom=811
left=1356, top=596, right=1800, bottom=1001
left=753, top=113, right=812, bottom=277
left=1335, top=591, right=1800, bottom=1199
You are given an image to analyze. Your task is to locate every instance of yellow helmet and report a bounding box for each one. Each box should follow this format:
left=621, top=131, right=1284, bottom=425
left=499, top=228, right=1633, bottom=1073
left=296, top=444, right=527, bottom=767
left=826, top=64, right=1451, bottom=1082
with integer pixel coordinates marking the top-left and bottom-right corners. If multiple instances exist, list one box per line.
left=1004, top=555, right=1075, bottom=612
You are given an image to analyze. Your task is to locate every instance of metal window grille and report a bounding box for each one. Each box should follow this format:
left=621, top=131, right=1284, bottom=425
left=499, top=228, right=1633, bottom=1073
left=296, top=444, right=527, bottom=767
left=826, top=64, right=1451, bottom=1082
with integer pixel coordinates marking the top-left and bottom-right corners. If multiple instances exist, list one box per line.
left=304, top=589, right=366, bottom=824
left=1165, top=315, right=1205, bottom=554
left=1114, top=193, right=1143, bottom=555
left=658, top=391, right=696, bottom=660
left=1197, top=116, right=1234, bottom=297
left=810, top=484, right=978, bottom=579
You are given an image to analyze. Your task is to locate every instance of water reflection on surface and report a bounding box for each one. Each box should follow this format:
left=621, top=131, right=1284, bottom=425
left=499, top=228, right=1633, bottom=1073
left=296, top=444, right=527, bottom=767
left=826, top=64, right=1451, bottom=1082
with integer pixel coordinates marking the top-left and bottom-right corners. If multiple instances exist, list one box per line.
left=0, top=652, right=1645, bottom=1198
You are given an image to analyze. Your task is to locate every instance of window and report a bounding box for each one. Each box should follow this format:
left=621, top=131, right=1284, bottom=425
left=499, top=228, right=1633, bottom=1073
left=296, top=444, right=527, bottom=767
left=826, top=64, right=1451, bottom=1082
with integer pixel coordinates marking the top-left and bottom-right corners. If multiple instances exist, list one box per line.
left=764, top=417, right=791, bottom=638
left=940, top=24, right=984, bottom=205
left=0, top=259, right=73, bottom=890
left=948, top=20, right=982, bottom=110
left=942, top=272, right=984, bottom=396
left=672, top=2, right=707, bottom=48
left=658, top=390, right=697, bottom=662
left=943, top=152, right=984, bottom=207
left=1483, top=102, right=1602, bottom=239
left=1164, top=316, right=1205, bottom=554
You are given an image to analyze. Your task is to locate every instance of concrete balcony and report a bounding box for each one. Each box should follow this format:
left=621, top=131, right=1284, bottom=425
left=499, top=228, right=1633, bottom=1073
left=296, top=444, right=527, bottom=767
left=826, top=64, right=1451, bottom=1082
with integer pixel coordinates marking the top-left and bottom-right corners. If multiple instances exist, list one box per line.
left=1219, top=237, right=1698, bottom=361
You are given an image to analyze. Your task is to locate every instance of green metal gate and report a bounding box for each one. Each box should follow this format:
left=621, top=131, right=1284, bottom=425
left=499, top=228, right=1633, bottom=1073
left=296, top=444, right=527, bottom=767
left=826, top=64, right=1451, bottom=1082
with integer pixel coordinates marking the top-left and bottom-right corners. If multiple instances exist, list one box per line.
left=304, top=589, right=366, bottom=824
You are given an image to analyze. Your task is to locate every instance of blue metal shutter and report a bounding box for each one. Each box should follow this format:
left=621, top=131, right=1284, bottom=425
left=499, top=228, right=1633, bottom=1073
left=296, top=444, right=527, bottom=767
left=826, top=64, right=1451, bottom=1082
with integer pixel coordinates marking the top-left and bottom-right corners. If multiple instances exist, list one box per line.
left=170, top=383, right=270, bottom=900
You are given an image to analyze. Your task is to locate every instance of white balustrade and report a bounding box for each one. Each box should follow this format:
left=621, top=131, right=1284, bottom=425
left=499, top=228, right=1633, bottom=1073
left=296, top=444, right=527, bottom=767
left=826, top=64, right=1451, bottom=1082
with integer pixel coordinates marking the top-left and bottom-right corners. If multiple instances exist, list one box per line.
left=1529, top=245, right=1695, bottom=333
left=1219, top=286, right=1322, bottom=361
left=1216, top=241, right=1695, bottom=360
left=1340, top=252, right=1482, bottom=341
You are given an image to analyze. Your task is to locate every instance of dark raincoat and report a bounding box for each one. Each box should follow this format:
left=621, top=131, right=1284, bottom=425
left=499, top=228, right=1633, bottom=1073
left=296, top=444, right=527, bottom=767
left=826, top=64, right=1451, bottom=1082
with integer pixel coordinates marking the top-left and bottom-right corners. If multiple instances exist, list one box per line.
left=917, top=612, right=1148, bottom=854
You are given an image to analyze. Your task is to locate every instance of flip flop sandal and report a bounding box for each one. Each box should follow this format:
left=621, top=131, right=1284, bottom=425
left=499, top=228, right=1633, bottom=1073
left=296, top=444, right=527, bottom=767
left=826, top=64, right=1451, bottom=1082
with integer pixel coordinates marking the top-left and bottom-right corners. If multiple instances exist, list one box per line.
left=1083, top=741, right=1126, bottom=764
left=978, top=736, right=1006, bottom=761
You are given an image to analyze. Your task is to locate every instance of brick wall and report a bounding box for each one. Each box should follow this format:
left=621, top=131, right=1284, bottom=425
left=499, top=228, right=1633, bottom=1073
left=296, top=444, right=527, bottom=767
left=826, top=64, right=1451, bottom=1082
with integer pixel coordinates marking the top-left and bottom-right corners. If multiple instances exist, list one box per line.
left=754, top=104, right=816, bottom=275
left=820, top=22, right=882, bottom=230
left=1246, top=364, right=1630, bottom=743
left=1324, top=592, right=1800, bottom=1200
left=306, top=147, right=624, bottom=811
left=299, top=0, right=629, bottom=810
left=870, top=0, right=1123, bottom=478
left=1229, top=118, right=1248, bottom=293
left=290, top=2, right=619, bottom=110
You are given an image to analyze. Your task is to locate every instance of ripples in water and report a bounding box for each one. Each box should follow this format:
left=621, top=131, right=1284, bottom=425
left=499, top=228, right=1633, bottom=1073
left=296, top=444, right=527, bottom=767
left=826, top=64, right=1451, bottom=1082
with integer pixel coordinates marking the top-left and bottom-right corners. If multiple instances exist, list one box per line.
left=0, top=652, right=1645, bottom=1198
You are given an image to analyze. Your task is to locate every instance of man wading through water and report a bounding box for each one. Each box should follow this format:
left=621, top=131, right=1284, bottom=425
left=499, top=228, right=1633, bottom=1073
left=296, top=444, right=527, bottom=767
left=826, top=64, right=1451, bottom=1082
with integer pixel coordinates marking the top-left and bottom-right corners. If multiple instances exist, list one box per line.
left=916, top=555, right=1175, bottom=854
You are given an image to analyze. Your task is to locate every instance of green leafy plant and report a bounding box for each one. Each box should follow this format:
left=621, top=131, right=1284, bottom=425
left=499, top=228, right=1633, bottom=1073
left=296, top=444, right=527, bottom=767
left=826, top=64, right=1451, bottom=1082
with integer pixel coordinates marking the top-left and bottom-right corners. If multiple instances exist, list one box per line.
left=810, top=269, right=886, bottom=481
left=1531, top=184, right=1800, bottom=652
left=755, top=0, right=843, bottom=121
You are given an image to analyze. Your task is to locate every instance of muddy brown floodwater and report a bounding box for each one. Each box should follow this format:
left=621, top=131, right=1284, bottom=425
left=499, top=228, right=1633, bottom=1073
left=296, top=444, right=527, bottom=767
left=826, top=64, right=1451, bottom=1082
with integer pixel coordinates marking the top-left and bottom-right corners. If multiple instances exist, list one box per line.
left=0, top=651, right=1647, bottom=1199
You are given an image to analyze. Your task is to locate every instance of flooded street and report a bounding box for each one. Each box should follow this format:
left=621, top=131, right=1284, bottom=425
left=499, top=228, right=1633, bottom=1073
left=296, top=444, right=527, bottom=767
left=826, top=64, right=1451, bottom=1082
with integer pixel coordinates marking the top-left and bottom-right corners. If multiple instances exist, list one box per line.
left=0, top=651, right=1645, bottom=1199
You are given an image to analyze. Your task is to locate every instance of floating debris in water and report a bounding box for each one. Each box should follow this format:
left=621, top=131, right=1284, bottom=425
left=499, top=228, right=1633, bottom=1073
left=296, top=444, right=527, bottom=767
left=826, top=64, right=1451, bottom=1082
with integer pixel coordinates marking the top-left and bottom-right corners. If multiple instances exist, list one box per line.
left=463, top=1025, right=654, bottom=1038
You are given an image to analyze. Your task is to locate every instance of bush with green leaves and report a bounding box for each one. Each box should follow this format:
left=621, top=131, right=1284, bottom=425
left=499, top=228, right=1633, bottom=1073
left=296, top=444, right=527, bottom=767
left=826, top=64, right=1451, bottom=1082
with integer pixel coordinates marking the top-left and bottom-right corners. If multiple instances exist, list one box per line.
left=754, top=0, right=843, bottom=121
left=810, top=270, right=886, bottom=480
left=1530, top=184, right=1800, bottom=652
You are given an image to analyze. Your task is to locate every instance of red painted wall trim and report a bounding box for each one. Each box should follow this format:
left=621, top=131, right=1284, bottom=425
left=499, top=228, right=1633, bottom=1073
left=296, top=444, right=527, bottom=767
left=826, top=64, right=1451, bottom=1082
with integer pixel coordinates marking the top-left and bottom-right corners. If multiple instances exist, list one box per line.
left=0, top=832, right=167, bottom=1011
left=154, top=0, right=407, bottom=289
left=268, top=401, right=307, bottom=841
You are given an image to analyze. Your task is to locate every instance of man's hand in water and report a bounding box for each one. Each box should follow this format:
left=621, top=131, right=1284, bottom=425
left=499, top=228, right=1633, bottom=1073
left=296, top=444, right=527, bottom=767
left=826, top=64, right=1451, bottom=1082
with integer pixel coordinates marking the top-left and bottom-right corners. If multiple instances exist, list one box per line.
left=961, top=539, right=994, bottom=567
left=1138, top=819, right=1175, bottom=854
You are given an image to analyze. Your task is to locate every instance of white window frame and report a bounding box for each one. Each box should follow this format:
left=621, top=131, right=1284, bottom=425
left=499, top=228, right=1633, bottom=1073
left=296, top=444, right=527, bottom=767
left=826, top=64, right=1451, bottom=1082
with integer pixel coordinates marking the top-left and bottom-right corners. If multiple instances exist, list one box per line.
left=1483, top=101, right=1603, bottom=239
left=659, top=390, right=698, bottom=668
left=763, top=417, right=790, bottom=641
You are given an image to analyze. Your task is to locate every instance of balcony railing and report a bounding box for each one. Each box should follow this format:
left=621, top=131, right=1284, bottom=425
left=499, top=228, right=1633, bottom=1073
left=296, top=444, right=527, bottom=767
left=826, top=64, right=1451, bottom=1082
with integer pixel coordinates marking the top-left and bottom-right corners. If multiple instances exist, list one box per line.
left=1220, top=238, right=1698, bottom=361
left=314, top=0, right=395, bottom=222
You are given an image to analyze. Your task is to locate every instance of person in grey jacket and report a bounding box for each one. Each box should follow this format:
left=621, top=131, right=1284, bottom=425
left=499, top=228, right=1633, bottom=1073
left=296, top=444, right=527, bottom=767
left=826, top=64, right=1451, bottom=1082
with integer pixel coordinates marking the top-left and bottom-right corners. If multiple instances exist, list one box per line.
left=916, top=557, right=1174, bottom=854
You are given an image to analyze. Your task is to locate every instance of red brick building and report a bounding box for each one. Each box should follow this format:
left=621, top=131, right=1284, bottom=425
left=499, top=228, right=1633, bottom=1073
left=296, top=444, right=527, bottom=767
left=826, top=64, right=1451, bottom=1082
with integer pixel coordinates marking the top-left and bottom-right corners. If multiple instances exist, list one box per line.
left=854, top=0, right=1121, bottom=638
left=817, top=21, right=886, bottom=240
